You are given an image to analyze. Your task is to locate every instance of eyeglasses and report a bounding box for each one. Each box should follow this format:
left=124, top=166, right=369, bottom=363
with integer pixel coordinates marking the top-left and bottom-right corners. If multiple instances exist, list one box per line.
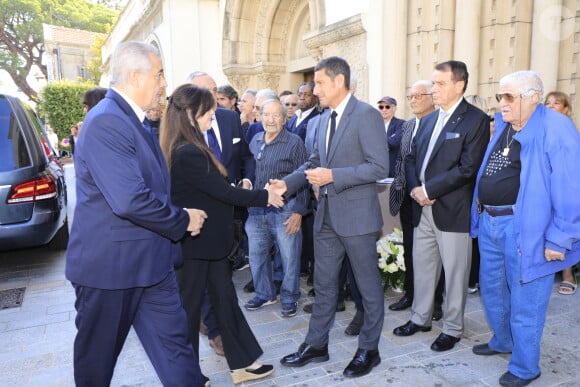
left=406, top=93, right=432, bottom=101
left=284, top=103, right=298, bottom=107
left=378, top=105, right=392, bottom=110
left=495, top=90, right=536, bottom=103
left=256, top=143, right=266, bottom=160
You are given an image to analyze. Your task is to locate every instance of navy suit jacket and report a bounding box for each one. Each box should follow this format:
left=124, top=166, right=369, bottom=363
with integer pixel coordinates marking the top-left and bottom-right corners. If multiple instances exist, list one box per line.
left=405, top=99, right=490, bottom=232
left=386, top=117, right=405, bottom=177
left=284, top=108, right=320, bottom=142
left=214, top=107, right=255, bottom=183
left=66, top=89, right=189, bottom=289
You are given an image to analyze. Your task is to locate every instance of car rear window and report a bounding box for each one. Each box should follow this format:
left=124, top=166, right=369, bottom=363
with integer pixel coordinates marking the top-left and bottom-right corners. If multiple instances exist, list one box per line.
left=0, top=97, right=31, bottom=172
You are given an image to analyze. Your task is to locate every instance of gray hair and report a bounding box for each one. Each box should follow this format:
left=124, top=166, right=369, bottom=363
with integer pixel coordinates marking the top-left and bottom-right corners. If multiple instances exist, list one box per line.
left=185, top=71, right=208, bottom=83
left=110, top=41, right=160, bottom=86
left=260, top=99, right=287, bottom=121
left=243, top=88, right=257, bottom=97
left=256, top=89, right=279, bottom=101
left=499, top=71, right=544, bottom=100
left=465, top=95, right=489, bottom=113
left=412, top=79, right=433, bottom=93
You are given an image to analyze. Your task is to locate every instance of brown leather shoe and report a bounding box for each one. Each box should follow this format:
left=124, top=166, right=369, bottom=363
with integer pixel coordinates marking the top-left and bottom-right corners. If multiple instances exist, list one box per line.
left=209, top=335, right=225, bottom=356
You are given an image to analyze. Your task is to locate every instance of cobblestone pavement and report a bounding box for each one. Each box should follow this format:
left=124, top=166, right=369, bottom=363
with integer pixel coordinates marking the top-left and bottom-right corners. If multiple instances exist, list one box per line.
left=0, top=165, right=578, bottom=386
left=1, top=247, right=579, bottom=387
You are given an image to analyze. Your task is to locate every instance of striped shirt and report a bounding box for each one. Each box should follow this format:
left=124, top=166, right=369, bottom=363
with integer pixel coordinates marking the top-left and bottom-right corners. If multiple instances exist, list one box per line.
left=249, top=128, right=309, bottom=215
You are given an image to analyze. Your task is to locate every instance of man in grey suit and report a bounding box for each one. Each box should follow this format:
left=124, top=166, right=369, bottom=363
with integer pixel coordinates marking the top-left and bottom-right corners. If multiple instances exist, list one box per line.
left=270, top=56, right=389, bottom=378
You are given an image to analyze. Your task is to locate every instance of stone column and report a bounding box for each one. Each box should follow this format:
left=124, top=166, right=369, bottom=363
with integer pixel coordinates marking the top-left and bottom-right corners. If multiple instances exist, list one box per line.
left=454, top=0, right=482, bottom=96
left=530, top=0, right=562, bottom=92
left=365, top=0, right=407, bottom=104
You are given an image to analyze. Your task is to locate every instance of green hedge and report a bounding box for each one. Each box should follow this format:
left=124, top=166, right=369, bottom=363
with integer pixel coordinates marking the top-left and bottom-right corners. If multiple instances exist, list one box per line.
left=37, top=81, right=98, bottom=146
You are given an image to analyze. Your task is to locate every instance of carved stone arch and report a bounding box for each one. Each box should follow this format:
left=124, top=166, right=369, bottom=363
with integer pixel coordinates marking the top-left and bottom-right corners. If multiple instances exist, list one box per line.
left=222, top=0, right=322, bottom=91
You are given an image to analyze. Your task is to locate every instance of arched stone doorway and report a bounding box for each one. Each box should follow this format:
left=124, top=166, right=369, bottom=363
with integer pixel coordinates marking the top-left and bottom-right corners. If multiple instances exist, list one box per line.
left=222, top=0, right=324, bottom=93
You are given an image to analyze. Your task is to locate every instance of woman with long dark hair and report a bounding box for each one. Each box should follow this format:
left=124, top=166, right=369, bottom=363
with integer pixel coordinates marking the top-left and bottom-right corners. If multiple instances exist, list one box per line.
left=160, top=84, right=280, bottom=384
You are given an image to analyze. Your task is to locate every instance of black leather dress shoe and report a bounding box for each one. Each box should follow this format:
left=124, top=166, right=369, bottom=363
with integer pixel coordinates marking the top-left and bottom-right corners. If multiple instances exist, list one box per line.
left=344, top=310, right=364, bottom=336
left=388, top=295, right=412, bottom=311
left=432, top=307, right=443, bottom=321
left=343, top=348, right=380, bottom=377
left=430, top=333, right=461, bottom=351
left=280, top=343, right=329, bottom=367
left=473, top=343, right=503, bottom=356
left=499, top=371, right=540, bottom=387
left=393, top=320, right=431, bottom=336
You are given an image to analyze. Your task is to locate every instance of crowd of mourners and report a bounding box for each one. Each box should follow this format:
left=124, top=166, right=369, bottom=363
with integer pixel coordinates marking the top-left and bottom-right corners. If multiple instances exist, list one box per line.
left=64, top=41, right=580, bottom=387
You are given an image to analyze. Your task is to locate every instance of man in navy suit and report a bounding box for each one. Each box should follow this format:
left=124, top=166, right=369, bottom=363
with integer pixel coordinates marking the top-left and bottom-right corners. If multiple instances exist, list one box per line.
left=284, top=82, right=320, bottom=142
left=376, top=96, right=405, bottom=177
left=393, top=61, right=489, bottom=352
left=66, top=41, right=208, bottom=386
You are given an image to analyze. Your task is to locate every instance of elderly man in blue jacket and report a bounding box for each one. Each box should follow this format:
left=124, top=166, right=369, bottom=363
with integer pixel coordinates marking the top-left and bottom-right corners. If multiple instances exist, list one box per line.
left=470, top=70, right=580, bottom=387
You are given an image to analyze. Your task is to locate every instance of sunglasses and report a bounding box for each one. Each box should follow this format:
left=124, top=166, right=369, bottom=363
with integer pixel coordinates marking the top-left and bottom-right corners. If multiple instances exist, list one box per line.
left=285, top=103, right=298, bottom=107
left=378, top=105, right=392, bottom=110
left=495, top=90, right=536, bottom=103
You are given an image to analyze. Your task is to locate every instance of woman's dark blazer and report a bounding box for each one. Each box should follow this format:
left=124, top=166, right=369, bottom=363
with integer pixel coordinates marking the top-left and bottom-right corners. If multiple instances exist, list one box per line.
left=170, top=143, right=268, bottom=260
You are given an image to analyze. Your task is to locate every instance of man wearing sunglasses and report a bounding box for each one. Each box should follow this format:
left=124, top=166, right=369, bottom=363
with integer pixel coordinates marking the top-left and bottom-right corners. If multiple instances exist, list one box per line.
left=394, top=60, right=489, bottom=353
left=377, top=96, right=404, bottom=177
left=470, top=71, right=580, bottom=387
left=280, top=93, right=299, bottom=120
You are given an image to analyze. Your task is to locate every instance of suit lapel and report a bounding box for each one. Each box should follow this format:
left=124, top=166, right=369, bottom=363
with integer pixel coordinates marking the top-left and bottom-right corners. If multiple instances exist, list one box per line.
left=429, top=100, right=469, bottom=160
left=215, top=110, right=231, bottom=165
left=327, top=96, right=357, bottom=163
left=108, top=90, right=168, bottom=182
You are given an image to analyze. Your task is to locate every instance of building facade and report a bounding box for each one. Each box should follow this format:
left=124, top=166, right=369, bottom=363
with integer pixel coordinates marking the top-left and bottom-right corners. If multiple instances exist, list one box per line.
left=102, top=0, right=579, bottom=122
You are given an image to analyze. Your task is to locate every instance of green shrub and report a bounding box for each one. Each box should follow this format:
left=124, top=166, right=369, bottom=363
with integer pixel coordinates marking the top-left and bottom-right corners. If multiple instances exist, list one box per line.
left=37, top=81, right=97, bottom=143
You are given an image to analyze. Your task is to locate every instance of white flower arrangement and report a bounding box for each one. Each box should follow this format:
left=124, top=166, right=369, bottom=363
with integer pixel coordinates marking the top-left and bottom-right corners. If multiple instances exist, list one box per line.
left=377, top=228, right=405, bottom=291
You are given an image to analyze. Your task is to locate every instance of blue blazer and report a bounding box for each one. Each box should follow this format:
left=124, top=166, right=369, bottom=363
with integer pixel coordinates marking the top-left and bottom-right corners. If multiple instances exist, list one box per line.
left=284, top=108, right=320, bottom=142
left=405, top=99, right=490, bottom=232
left=215, top=107, right=255, bottom=183
left=66, top=89, right=189, bottom=289
left=386, top=117, right=405, bottom=177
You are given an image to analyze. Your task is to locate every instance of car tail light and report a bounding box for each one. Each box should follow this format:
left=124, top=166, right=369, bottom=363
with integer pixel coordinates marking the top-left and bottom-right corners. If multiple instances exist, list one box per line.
left=7, top=176, right=58, bottom=203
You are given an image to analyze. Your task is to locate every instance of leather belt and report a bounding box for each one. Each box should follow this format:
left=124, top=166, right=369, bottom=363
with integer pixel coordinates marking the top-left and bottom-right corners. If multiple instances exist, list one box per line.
left=483, top=205, right=514, bottom=217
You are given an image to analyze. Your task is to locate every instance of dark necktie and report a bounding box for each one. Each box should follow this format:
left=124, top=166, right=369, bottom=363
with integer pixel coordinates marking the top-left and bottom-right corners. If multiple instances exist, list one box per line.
left=207, top=128, right=222, bottom=162
left=327, top=111, right=338, bottom=151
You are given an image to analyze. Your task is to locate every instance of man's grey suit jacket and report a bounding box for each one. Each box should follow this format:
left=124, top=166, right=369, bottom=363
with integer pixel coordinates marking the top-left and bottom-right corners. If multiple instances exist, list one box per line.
left=284, top=95, right=389, bottom=237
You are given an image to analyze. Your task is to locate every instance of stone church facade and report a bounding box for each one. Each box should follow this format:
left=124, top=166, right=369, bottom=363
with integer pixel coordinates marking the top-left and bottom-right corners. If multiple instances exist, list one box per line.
left=102, top=0, right=579, bottom=121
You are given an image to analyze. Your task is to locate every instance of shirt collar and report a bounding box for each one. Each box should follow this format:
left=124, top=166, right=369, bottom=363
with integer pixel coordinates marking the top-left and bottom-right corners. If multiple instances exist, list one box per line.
left=331, top=93, right=352, bottom=118
left=112, top=87, right=146, bottom=123
left=440, top=96, right=464, bottom=118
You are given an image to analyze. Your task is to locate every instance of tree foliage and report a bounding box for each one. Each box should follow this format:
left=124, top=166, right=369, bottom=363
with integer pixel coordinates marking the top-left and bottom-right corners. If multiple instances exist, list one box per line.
left=37, top=80, right=95, bottom=143
left=0, top=0, right=117, bottom=101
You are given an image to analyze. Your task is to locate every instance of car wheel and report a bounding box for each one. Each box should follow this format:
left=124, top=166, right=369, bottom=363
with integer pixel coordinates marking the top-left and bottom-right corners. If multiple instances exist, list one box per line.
left=49, top=221, right=69, bottom=250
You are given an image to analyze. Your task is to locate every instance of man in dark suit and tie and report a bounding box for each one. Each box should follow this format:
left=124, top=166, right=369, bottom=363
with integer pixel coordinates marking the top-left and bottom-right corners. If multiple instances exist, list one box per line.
left=186, top=71, right=256, bottom=356
left=376, top=96, right=405, bottom=177
left=271, top=56, right=389, bottom=378
left=393, top=60, right=489, bottom=352
left=65, top=41, right=208, bottom=386
left=284, top=82, right=320, bottom=142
